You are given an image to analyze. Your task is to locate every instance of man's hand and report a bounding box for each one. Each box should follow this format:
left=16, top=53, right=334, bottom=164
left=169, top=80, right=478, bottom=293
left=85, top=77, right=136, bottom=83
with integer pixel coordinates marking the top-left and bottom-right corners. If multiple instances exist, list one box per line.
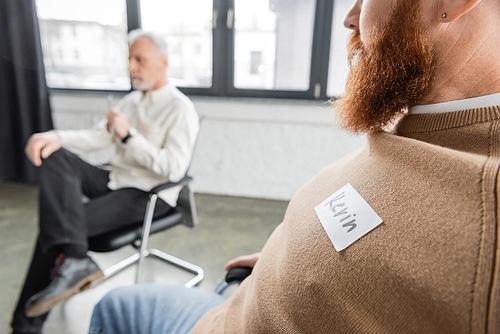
left=224, top=252, right=261, bottom=271
left=25, top=131, right=61, bottom=166
left=106, top=109, right=130, bottom=139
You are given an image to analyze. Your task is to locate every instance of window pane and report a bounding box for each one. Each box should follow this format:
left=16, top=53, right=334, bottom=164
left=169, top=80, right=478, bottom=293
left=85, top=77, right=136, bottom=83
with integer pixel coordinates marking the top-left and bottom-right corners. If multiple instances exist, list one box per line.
left=326, top=0, right=352, bottom=97
left=140, top=0, right=213, bottom=88
left=234, top=0, right=316, bottom=91
left=36, top=0, right=130, bottom=90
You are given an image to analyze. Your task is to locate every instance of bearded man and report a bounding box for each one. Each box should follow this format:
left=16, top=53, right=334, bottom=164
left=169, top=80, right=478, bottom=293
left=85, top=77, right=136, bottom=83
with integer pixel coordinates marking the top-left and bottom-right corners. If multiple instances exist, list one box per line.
left=89, top=0, right=500, bottom=333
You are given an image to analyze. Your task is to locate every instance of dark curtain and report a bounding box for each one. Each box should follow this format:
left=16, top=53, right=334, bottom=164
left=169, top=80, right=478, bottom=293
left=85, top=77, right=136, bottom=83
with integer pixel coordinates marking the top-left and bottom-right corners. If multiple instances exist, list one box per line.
left=0, top=0, right=53, bottom=182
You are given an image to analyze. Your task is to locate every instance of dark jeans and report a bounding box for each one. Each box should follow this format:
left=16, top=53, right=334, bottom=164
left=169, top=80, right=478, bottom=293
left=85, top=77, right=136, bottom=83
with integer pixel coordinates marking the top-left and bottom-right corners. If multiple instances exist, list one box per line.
left=11, top=149, right=172, bottom=334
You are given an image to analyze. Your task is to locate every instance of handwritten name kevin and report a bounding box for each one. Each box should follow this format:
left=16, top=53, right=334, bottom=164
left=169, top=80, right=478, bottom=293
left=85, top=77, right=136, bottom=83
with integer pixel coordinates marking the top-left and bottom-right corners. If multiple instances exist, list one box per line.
left=324, top=191, right=357, bottom=233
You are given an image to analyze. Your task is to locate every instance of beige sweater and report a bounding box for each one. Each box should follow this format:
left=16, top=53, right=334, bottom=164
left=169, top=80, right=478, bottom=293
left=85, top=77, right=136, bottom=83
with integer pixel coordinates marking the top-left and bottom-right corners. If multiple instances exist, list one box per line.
left=193, top=106, right=500, bottom=333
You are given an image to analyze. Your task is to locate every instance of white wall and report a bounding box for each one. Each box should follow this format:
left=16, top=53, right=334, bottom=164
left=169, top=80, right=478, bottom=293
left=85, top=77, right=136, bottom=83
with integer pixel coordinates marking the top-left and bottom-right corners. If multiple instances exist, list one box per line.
left=50, top=92, right=366, bottom=200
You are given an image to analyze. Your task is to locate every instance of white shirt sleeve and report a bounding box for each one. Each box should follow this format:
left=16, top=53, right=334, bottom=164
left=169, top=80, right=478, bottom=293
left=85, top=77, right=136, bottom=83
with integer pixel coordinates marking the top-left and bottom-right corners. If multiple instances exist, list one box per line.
left=56, top=118, right=114, bottom=153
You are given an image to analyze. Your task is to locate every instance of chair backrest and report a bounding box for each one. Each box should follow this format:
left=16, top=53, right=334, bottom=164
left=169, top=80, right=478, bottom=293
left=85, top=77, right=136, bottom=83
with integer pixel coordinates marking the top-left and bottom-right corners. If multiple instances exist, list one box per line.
left=173, top=115, right=204, bottom=227
left=151, top=115, right=204, bottom=227
left=177, top=184, right=198, bottom=227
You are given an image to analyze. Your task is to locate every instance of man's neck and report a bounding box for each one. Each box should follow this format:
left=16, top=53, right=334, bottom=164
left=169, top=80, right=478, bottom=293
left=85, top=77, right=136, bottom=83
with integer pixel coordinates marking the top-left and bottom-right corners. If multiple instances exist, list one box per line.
left=141, top=78, right=168, bottom=95
left=418, top=3, right=500, bottom=105
left=420, top=60, right=500, bottom=105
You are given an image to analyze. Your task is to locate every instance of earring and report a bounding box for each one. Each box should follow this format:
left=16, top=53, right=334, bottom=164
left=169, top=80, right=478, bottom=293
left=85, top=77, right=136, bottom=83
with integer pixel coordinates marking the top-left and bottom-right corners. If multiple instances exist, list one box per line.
left=441, top=13, right=447, bottom=19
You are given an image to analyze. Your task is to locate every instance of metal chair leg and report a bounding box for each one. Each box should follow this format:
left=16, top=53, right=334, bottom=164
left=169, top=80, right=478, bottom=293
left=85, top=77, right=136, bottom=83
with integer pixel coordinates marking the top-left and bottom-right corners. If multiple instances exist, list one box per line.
left=102, top=253, right=140, bottom=278
left=94, top=191, right=204, bottom=288
left=136, top=194, right=157, bottom=283
left=147, top=248, right=204, bottom=287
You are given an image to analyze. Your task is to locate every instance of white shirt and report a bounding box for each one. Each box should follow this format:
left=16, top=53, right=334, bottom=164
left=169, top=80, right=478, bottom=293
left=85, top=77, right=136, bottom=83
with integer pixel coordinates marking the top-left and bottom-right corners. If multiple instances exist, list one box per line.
left=57, top=83, right=199, bottom=206
left=409, top=92, right=500, bottom=114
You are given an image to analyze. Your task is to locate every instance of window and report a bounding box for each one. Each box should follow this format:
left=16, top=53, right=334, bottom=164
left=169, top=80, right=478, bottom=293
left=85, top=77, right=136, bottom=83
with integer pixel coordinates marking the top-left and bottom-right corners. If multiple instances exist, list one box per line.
left=327, top=0, right=353, bottom=97
left=36, top=0, right=130, bottom=90
left=250, top=51, right=262, bottom=76
left=234, top=0, right=316, bottom=91
left=140, top=0, right=213, bottom=88
left=36, top=0, right=351, bottom=100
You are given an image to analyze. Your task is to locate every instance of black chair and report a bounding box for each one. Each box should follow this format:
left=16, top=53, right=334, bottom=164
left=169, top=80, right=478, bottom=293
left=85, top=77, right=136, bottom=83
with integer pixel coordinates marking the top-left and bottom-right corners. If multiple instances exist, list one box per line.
left=88, top=175, right=204, bottom=288
left=214, top=266, right=253, bottom=295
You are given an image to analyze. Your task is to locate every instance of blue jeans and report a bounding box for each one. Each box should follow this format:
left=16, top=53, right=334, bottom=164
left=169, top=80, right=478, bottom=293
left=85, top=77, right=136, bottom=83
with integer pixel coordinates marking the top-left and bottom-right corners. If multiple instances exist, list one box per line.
left=89, top=284, right=227, bottom=334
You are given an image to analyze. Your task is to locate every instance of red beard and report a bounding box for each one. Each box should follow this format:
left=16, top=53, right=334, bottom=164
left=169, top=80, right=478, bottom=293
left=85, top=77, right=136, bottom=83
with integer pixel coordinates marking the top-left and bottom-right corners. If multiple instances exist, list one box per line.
left=335, top=0, right=437, bottom=133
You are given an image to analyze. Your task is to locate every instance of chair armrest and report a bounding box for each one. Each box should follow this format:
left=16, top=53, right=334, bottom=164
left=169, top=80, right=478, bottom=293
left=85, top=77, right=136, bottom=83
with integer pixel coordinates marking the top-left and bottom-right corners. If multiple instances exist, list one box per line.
left=214, top=266, right=253, bottom=295
left=225, top=266, right=253, bottom=283
left=149, top=175, right=193, bottom=194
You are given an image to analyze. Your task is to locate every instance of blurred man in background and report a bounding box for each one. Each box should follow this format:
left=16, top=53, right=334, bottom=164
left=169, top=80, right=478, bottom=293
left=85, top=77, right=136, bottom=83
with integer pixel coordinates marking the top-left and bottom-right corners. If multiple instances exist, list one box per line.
left=10, top=29, right=199, bottom=334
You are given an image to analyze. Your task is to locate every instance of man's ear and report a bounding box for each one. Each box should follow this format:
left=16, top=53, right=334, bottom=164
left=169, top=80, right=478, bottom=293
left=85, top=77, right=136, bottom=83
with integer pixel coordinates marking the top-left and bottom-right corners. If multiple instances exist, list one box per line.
left=162, top=55, right=168, bottom=68
left=439, top=0, right=482, bottom=22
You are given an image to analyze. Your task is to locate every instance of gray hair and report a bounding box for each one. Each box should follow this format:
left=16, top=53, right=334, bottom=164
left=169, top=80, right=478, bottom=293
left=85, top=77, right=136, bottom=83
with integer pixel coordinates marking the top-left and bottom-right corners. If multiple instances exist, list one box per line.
left=128, top=29, right=168, bottom=57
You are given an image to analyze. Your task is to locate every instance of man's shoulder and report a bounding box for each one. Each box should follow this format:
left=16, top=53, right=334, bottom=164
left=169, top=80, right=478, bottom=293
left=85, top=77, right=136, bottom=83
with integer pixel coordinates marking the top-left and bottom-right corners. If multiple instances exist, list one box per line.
left=168, top=85, right=195, bottom=107
left=157, top=85, right=197, bottom=117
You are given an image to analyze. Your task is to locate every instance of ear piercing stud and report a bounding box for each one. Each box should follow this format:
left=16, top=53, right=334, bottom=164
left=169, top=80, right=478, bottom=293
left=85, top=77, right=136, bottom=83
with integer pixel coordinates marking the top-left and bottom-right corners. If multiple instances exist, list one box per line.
left=441, top=13, right=447, bottom=19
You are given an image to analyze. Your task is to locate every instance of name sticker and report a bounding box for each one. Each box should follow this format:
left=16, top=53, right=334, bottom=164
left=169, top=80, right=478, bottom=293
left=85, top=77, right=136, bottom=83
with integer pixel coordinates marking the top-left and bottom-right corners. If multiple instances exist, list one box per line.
left=314, top=183, right=383, bottom=251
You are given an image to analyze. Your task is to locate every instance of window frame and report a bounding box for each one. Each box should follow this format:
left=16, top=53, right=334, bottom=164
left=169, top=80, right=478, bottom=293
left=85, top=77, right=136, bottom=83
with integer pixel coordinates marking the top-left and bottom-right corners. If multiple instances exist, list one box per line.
left=42, top=0, right=336, bottom=100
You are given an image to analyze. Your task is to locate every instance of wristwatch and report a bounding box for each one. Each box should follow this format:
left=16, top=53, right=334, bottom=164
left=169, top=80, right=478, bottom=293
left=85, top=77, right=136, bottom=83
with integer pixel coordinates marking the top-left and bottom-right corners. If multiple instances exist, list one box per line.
left=121, top=131, right=132, bottom=144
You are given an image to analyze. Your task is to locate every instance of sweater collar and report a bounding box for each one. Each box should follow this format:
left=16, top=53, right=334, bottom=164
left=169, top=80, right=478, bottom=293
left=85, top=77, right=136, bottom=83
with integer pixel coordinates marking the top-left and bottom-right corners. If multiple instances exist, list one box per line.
left=396, top=105, right=500, bottom=134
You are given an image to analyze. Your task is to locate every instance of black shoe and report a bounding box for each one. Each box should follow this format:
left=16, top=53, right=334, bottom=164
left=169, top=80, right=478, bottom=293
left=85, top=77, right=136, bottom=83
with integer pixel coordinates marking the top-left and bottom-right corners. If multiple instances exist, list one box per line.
left=24, top=255, right=103, bottom=317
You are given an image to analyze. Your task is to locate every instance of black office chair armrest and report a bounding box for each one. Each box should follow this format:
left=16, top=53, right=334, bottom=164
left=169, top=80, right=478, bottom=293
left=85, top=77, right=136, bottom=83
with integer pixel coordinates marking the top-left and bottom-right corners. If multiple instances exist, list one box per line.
left=225, top=266, right=253, bottom=283
left=149, top=175, right=193, bottom=194
left=214, top=266, right=253, bottom=295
